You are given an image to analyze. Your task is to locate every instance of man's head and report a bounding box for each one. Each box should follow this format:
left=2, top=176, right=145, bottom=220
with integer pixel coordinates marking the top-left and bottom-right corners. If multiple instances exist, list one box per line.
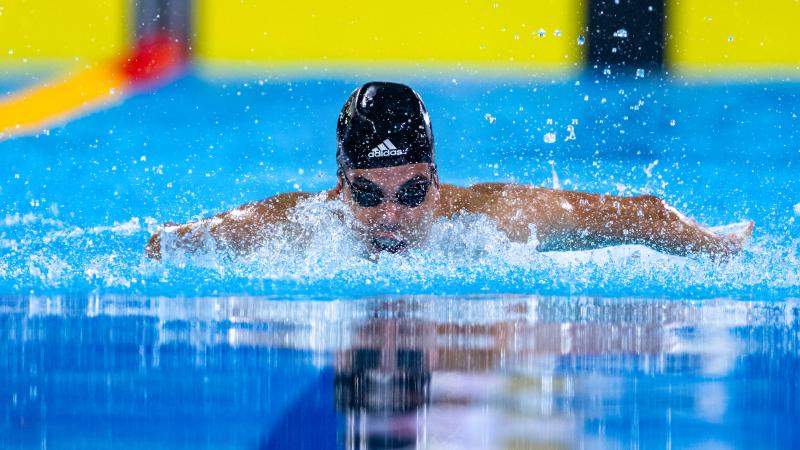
left=336, top=82, right=439, bottom=254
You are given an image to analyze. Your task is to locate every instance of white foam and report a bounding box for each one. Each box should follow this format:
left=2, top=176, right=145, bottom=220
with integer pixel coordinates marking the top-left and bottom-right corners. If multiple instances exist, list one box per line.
left=2, top=213, right=63, bottom=228
left=2, top=197, right=799, bottom=296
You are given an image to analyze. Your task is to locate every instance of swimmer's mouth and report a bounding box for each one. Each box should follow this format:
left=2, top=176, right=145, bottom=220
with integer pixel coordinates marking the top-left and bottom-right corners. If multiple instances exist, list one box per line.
left=370, top=237, right=408, bottom=254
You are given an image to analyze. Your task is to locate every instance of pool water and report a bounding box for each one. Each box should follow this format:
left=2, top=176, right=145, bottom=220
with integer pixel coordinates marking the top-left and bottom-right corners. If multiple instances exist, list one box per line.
left=1, top=73, right=800, bottom=448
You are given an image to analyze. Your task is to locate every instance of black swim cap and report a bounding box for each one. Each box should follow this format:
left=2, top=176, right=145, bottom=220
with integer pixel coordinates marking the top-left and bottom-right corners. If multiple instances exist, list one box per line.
left=337, top=82, right=434, bottom=170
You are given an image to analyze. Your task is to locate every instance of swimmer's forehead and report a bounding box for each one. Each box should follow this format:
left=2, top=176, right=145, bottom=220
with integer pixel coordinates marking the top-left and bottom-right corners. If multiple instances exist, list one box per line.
left=347, top=163, right=433, bottom=186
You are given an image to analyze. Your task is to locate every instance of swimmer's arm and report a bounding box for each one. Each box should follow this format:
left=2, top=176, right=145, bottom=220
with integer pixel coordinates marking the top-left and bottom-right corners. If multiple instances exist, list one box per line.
left=468, top=185, right=752, bottom=258
left=145, top=191, right=322, bottom=259
left=540, top=190, right=752, bottom=257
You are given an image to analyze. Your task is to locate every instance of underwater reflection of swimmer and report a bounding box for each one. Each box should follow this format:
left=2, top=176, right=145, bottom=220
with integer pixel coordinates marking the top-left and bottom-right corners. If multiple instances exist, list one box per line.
left=260, top=314, right=576, bottom=449
left=147, top=82, right=752, bottom=261
left=260, top=319, right=433, bottom=450
left=254, top=298, right=750, bottom=449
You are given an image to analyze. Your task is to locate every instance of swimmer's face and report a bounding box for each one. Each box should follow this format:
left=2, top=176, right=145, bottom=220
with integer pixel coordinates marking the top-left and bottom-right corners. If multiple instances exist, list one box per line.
left=340, top=163, right=439, bottom=254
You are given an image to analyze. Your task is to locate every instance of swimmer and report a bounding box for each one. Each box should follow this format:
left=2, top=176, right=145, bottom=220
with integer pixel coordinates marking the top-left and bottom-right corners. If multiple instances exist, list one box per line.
left=146, top=82, right=752, bottom=260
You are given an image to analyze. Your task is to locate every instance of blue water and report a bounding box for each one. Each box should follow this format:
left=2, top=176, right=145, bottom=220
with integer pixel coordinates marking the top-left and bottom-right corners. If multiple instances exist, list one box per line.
left=1, top=73, right=800, bottom=448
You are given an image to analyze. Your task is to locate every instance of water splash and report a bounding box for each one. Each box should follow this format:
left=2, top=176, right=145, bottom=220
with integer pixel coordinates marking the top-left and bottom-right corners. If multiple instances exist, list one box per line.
left=1, top=195, right=799, bottom=300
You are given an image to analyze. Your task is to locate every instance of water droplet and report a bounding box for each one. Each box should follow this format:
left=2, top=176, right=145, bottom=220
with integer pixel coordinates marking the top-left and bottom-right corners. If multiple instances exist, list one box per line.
left=636, top=68, right=645, bottom=78
left=543, top=132, right=557, bottom=144
left=670, top=119, right=676, bottom=126
left=538, top=28, right=546, bottom=37
left=613, top=29, right=628, bottom=38
left=577, top=35, right=585, bottom=45
left=728, top=36, right=734, bottom=42
left=564, top=125, right=577, bottom=141
left=554, top=30, right=562, bottom=37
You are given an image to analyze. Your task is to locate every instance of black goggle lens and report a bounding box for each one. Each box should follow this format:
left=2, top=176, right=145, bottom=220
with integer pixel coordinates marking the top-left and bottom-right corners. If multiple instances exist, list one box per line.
left=348, top=177, right=431, bottom=208
left=350, top=182, right=384, bottom=208
left=395, top=180, right=430, bottom=208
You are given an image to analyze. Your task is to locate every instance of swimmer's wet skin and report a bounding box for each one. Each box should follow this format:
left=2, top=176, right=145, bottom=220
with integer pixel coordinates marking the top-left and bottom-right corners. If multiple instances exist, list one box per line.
left=146, top=82, right=753, bottom=261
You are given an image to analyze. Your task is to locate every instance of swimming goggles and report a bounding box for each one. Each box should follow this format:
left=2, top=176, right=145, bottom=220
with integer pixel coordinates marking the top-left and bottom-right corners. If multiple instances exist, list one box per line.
left=340, top=170, right=433, bottom=208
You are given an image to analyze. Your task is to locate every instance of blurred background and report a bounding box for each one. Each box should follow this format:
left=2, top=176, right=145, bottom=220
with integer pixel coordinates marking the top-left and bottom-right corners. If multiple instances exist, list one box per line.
left=1, top=0, right=798, bottom=78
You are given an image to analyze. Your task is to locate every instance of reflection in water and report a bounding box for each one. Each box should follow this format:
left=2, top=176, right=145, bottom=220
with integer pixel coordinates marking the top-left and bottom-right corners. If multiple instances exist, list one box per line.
left=1, top=295, right=799, bottom=449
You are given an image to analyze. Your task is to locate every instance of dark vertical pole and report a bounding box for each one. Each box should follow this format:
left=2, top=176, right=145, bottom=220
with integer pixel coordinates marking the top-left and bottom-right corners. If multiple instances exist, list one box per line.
left=587, top=0, right=666, bottom=76
left=135, top=0, right=192, bottom=54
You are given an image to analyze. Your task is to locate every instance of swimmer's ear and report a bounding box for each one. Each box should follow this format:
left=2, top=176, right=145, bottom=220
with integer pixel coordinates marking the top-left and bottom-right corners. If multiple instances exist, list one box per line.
left=333, top=168, right=344, bottom=194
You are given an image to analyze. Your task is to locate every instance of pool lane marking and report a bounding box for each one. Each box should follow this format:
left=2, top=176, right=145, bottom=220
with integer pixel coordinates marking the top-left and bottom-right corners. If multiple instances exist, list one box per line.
left=0, top=34, right=186, bottom=141
left=0, top=62, right=128, bottom=140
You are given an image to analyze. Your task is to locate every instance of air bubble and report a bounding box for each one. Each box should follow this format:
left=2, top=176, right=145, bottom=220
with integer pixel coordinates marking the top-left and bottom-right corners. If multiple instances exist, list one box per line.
left=537, top=28, right=546, bottom=37
left=543, top=132, right=557, bottom=144
left=613, top=29, right=628, bottom=38
left=728, top=36, right=734, bottom=42
left=670, top=119, right=676, bottom=126
left=636, top=68, right=645, bottom=78
left=577, top=35, right=585, bottom=45
left=484, top=113, right=497, bottom=124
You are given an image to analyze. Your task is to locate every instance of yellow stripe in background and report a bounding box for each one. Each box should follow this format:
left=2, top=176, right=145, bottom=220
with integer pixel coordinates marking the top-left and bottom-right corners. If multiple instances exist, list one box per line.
left=0, top=0, right=131, bottom=139
left=668, top=0, right=800, bottom=76
left=195, top=0, right=585, bottom=72
left=0, top=0, right=129, bottom=61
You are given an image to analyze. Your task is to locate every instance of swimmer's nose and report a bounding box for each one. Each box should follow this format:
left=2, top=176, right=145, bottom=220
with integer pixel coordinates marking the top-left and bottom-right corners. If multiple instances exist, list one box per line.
left=376, top=200, right=404, bottom=222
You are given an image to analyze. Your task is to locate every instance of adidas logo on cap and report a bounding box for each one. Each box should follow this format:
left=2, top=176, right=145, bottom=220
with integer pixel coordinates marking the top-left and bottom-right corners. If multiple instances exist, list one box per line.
left=367, top=139, right=407, bottom=158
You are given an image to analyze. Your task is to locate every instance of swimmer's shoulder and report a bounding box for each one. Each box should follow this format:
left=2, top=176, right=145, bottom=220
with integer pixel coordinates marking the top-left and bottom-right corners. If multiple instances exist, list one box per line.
left=438, top=182, right=554, bottom=217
